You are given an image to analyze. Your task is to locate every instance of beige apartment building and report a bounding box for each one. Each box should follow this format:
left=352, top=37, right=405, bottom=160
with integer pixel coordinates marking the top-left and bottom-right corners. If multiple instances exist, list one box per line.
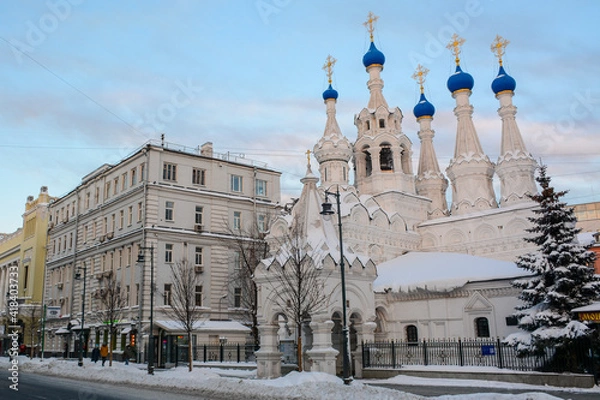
left=43, top=140, right=281, bottom=363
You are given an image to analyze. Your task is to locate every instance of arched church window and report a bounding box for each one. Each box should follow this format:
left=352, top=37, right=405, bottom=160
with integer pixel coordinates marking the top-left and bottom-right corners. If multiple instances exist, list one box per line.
left=364, top=151, right=372, bottom=177
left=406, top=325, right=418, bottom=343
left=342, top=166, right=347, bottom=181
left=380, top=145, right=393, bottom=171
left=324, top=167, right=328, bottom=182
left=365, top=120, right=371, bottom=130
left=379, top=119, right=385, bottom=128
left=475, top=317, right=490, bottom=338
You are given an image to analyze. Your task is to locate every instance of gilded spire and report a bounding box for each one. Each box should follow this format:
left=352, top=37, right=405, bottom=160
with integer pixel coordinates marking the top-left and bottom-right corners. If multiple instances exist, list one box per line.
left=412, top=64, right=429, bottom=94
left=446, top=33, right=466, bottom=66
left=363, top=11, right=379, bottom=42
left=306, top=149, right=311, bottom=169
left=491, top=35, right=510, bottom=66
left=322, top=55, right=337, bottom=85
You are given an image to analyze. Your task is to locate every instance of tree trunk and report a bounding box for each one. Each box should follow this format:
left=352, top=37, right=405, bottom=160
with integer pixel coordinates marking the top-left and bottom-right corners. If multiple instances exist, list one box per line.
left=109, top=329, right=113, bottom=367
left=297, top=324, right=303, bottom=372
left=187, top=331, right=193, bottom=371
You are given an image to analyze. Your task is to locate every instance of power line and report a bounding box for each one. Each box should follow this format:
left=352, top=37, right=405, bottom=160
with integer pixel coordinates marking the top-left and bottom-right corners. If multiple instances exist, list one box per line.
left=0, top=36, right=142, bottom=135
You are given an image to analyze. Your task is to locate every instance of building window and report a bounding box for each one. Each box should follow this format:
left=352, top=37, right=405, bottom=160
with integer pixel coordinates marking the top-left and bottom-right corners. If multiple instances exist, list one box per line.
left=257, top=214, right=266, bottom=233
left=121, top=173, right=127, bottom=191
left=128, top=206, right=133, bottom=226
left=85, top=192, right=90, bottom=209
left=165, top=244, right=173, bottom=263
left=195, top=285, right=203, bottom=307
left=113, top=178, right=118, bottom=195
left=163, top=162, right=177, bottom=181
left=379, top=118, right=385, bottom=128
left=192, top=168, right=206, bottom=185
left=230, top=175, right=243, bottom=192
left=406, top=325, right=418, bottom=343
left=119, top=210, right=124, bottom=229
left=475, top=317, right=490, bottom=338
left=233, top=211, right=241, bottom=231
left=164, top=284, right=172, bottom=306
left=105, top=181, right=111, bottom=199
left=366, top=120, right=370, bottom=130
left=195, top=247, right=203, bottom=266
left=140, top=164, right=145, bottom=180
left=165, top=201, right=174, bottom=221
left=234, top=287, right=242, bottom=308
left=95, top=187, right=100, bottom=204
left=195, top=206, right=203, bottom=226
left=255, top=179, right=267, bottom=196
left=137, top=202, right=143, bottom=222
left=131, top=168, right=137, bottom=186
left=111, top=214, right=116, bottom=233
left=233, top=251, right=241, bottom=272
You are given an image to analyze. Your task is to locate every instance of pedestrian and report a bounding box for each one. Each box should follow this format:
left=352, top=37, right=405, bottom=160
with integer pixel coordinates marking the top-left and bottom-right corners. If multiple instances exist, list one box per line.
left=91, top=345, right=100, bottom=363
left=123, top=345, right=130, bottom=365
left=100, top=343, right=109, bottom=366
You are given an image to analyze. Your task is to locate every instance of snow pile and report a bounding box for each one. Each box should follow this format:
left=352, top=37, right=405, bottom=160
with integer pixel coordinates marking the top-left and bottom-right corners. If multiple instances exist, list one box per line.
left=374, top=252, right=529, bottom=292
left=0, top=356, right=575, bottom=399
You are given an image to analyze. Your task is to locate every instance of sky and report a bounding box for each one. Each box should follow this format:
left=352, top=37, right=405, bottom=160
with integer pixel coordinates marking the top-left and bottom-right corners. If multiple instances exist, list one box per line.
left=1, top=0, right=600, bottom=233
left=3, top=356, right=597, bottom=399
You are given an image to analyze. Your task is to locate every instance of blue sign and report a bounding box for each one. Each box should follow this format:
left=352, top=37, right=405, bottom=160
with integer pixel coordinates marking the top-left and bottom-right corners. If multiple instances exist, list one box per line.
left=481, top=345, right=495, bottom=356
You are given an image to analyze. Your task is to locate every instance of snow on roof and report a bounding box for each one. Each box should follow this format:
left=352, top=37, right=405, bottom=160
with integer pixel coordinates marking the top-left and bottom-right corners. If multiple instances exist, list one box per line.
left=155, top=320, right=251, bottom=333
left=374, top=252, right=530, bottom=293
left=572, top=302, right=600, bottom=312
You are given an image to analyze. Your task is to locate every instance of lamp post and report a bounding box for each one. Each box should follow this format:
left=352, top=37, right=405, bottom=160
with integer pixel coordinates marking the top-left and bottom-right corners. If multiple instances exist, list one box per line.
left=320, top=187, right=352, bottom=385
left=75, top=262, right=87, bottom=367
left=137, top=245, right=154, bottom=375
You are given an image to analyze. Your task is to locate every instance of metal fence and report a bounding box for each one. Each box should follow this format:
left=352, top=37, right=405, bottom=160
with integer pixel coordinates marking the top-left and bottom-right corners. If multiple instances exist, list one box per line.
left=175, top=343, right=256, bottom=364
left=362, top=338, right=597, bottom=375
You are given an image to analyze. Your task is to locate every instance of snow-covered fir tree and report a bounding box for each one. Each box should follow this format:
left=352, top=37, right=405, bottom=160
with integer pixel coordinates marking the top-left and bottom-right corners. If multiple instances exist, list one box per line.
left=506, top=165, right=600, bottom=356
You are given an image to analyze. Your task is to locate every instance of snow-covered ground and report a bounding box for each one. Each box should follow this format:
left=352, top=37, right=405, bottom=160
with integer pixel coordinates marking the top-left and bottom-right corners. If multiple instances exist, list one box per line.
left=2, top=356, right=599, bottom=399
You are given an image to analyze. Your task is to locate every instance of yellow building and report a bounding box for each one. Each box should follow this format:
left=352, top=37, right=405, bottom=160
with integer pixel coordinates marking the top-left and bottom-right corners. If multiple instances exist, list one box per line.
left=0, top=186, right=53, bottom=354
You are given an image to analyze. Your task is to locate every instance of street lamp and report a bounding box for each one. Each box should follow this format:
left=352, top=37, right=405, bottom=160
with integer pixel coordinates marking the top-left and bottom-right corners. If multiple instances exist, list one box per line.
left=75, top=262, right=87, bottom=367
left=320, top=186, right=352, bottom=385
left=137, top=245, right=154, bottom=375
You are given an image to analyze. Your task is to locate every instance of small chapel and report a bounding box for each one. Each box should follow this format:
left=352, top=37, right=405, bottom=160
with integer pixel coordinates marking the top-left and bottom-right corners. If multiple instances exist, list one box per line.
left=254, top=13, right=540, bottom=379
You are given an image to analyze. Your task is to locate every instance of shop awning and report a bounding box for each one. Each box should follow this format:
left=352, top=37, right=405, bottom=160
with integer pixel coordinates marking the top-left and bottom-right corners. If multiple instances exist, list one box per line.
left=155, top=320, right=251, bottom=333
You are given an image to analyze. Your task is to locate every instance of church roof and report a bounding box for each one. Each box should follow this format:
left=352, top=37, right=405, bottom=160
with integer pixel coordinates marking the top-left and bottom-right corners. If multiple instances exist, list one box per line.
left=374, top=251, right=530, bottom=293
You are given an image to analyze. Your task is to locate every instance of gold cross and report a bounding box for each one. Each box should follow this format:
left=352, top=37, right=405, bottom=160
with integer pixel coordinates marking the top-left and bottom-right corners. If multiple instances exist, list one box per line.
left=363, top=11, right=379, bottom=42
left=446, top=33, right=466, bottom=65
left=306, top=149, right=311, bottom=168
left=491, top=35, right=510, bottom=66
left=322, top=55, right=337, bottom=85
left=411, top=64, right=429, bottom=94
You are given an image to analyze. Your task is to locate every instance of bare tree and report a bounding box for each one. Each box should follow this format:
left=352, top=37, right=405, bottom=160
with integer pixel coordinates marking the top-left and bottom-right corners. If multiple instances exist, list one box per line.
left=264, top=223, right=332, bottom=371
left=165, top=259, right=204, bottom=371
left=95, top=271, right=126, bottom=366
left=224, top=216, right=272, bottom=347
left=21, top=303, right=41, bottom=358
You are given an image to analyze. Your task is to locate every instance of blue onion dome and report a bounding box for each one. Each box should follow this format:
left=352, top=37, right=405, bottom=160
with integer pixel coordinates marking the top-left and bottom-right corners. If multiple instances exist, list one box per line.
left=413, top=93, right=435, bottom=119
left=491, top=65, right=516, bottom=94
left=362, top=41, right=385, bottom=68
left=322, top=84, right=338, bottom=100
left=447, top=65, right=474, bottom=93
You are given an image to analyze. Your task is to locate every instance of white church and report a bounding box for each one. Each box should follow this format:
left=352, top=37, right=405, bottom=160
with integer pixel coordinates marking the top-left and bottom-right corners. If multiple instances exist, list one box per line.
left=254, top=15, right=540, bottom=378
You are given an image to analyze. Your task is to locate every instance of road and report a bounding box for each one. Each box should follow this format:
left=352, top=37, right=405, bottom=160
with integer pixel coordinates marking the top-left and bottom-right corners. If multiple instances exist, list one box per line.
left=369, top=382, right=600, bottom=400
left=0, top=369, right=224, bottom=400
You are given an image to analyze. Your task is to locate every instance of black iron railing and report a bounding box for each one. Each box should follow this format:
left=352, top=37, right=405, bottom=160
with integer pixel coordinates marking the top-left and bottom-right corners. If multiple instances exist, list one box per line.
left=362, top=338, right=597, bottom=375
left=175, top=343, right=256, bottom=364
